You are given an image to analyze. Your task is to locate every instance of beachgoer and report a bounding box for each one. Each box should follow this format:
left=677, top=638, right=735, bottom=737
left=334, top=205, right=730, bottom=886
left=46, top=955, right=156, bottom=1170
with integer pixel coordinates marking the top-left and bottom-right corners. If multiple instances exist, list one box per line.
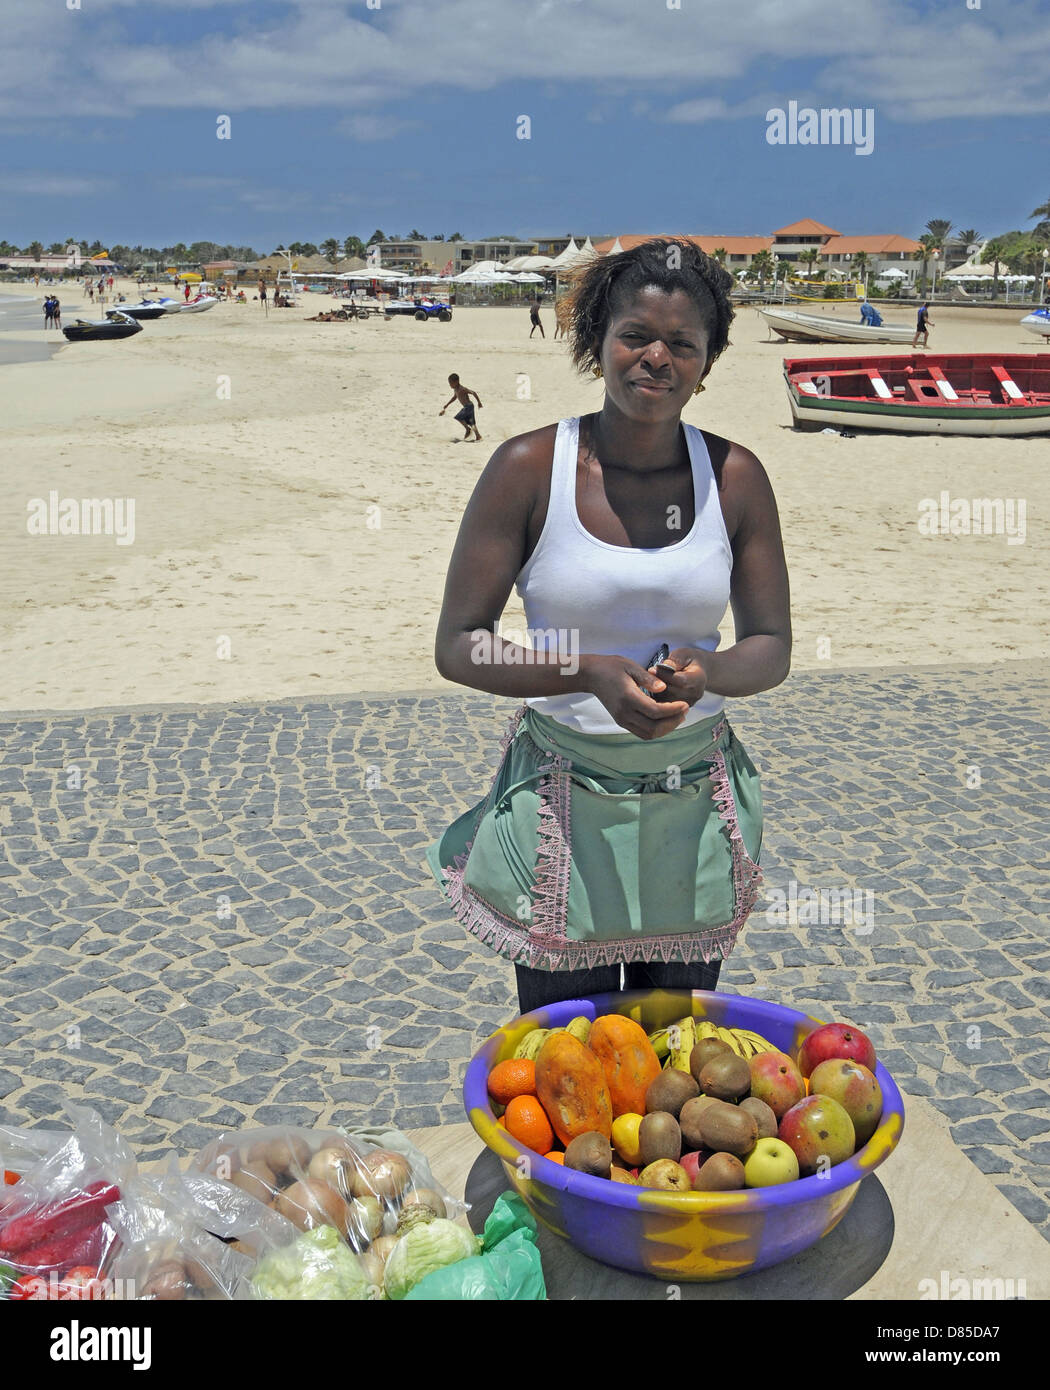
left=107, top=276, right=114, bottom=291
left=859, top=299, right=882, bottom=327
left=52, top=297, right=61, bottom=330
left=43, top=296, right=54, bottom=329
left=87, top=282, right=94, bottom=303
left=226, top=282, right=233, bottom=300
left=529, top=299, right=545, bottom=338
left=259, top=280, right=268, bottom=308
left=439, top=373, right=483, bottom=442
left=184, top=283, right=192, bottom=302
left=427, top=238, right=790, bottom=1013
left=912, top=302, right=932, bottom=349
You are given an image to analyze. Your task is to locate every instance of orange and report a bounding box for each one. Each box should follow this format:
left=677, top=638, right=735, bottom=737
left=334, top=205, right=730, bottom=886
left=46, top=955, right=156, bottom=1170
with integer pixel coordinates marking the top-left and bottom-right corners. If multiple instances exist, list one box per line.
left=504, top=1095, right=554, bottom=1154
left=543, top=1151, right=565, bottom=1164
left=487, top=1059, right=537, bottom=1105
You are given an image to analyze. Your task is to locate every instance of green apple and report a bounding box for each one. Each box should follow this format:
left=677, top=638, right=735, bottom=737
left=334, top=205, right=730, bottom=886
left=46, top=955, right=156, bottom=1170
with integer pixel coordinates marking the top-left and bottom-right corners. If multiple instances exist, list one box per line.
left=743, top=1137, right=801, bottom=1188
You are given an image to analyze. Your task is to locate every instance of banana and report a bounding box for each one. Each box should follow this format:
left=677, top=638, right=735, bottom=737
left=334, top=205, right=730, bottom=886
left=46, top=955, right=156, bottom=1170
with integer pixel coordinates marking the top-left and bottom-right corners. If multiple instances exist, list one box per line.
left=512, top=1027, right=552, bottom=1061
left=715, top=1025, right=745, bottom=1056
left=733, top=1028, right=779, bottom=1056
left=668, top=1016, right=697, bottom=1072
left=565, top=1015, right=592, bottom=1045
left=648, top=1027, right=671, bottom=1062
left=696, top=1020, right=721, bottom=1042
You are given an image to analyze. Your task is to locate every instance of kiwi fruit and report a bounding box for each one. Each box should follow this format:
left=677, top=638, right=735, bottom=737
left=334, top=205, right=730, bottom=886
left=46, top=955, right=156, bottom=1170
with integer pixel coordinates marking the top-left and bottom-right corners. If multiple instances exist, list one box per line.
left=740, top=1096, right=778, bottom=1139
left=698, top=1052, right=752, bottom=1102
left=694, top=1152, right=746, bottom=1191
left=678, top=1095, right=722, bottom=1150
left=697, top=1100, right=759, bottom=1157
left=564, top=1132, right=613, bottom=1179
left=639, top=1110, right=682, bottom=1165
left=645, top=1069, right=700, bottom=1118
left=689, top=1037, right=733, bottom=1083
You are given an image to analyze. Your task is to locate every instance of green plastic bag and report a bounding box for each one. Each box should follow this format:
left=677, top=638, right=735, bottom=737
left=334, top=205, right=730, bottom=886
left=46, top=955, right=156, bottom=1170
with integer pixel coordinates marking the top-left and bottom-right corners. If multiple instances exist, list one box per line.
left=404, top=1194, right=546, bottom=1300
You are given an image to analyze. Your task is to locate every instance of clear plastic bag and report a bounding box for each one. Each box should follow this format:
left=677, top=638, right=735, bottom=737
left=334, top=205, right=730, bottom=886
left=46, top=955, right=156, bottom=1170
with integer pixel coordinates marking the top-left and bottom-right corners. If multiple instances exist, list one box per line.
left=188, top=1124, right=461, bottom=1253
left=105, top=1173, right=257, bottom=1301
left=0, top=1105, right=136, bottom=1301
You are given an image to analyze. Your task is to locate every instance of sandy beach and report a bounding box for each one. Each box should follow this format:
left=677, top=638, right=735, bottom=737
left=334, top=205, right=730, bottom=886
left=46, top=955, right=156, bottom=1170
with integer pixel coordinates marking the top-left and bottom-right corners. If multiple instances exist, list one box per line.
left=1, top=280, right=1047, bottom=713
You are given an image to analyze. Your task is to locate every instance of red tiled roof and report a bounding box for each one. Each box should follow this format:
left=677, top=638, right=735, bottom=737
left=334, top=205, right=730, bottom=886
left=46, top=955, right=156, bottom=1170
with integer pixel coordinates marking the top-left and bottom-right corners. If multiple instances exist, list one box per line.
left=592, top=235, right=773, bottom=256
left=820, top=235, right=922, bottom=256
left=772, top=219, right=840, bottom=236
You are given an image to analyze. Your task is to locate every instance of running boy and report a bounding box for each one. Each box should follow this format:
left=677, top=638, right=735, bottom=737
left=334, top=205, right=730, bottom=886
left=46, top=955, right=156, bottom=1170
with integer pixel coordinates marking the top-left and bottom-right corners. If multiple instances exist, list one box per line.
left=439, top=373, right=483, bottom=442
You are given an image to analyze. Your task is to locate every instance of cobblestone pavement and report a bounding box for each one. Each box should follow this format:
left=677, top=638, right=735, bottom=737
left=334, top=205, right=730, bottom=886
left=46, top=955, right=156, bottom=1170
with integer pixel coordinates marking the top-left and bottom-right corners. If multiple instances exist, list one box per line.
left=0, top=661, right=1047, bottom=1240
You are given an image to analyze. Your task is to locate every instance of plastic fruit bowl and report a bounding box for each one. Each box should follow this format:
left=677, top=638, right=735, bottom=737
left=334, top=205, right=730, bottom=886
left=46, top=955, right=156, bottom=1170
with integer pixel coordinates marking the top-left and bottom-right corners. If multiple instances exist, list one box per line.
left=463, top=989, right=905, bottom=1282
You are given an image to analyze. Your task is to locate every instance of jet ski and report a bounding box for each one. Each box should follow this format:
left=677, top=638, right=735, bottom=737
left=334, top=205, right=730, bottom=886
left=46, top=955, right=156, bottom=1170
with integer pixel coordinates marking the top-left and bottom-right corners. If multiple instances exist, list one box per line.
left=178, top=294, right=220, bottom=313
left=114, top=297, right=181, bottom=320
left=1020, top=308, right=1050, bottom=341
left=62, top=310, right=144, bottom=343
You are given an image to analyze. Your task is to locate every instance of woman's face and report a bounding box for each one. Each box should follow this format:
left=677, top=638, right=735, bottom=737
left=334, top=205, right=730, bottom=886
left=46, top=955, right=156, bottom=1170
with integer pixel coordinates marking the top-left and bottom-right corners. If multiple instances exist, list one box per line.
left=598, top=285, right=711, bottom=421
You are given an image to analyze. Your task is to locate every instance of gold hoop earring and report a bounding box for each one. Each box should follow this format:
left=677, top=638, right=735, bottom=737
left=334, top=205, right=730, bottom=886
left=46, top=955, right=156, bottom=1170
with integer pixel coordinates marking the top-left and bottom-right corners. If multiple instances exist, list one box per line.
left=694, top=381, right=706, bottom=395
left=592, top=365, right=603, bottom=379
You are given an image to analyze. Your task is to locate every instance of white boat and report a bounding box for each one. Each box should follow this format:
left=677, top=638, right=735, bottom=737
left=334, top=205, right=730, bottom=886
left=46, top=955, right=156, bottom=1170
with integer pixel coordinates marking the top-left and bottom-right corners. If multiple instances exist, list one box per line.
left=179, top=295, right=219, bottom=313
left=759, top=306, right=915, bottom=345
left=1020, top=308, right=1050, bottom=340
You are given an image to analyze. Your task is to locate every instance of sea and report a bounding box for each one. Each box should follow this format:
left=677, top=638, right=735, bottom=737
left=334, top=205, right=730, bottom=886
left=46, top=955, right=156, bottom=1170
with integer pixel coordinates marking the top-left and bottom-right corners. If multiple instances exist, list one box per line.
left=0, top=295, right=62, bottom=365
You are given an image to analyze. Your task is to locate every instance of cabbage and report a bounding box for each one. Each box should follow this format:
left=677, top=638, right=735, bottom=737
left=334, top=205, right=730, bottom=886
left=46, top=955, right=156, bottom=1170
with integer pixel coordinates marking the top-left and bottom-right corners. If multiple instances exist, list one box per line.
left=383, top=1219, right=480, bottom=1300
left=252, top=1224, right=372, bottom=1301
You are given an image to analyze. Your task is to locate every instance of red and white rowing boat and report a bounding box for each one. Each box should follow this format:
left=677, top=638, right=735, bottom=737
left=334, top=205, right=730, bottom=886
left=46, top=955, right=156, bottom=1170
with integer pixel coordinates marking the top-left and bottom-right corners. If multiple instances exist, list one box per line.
left=785, top=353, right=1050, bottom=436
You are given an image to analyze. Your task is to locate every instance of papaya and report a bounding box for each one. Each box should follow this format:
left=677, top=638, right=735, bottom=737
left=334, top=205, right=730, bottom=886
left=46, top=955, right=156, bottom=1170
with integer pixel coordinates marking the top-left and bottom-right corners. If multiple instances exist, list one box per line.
left=535, top=1032, right=613, bottom=1146
left=587, top=1015, right=662, bottom=1118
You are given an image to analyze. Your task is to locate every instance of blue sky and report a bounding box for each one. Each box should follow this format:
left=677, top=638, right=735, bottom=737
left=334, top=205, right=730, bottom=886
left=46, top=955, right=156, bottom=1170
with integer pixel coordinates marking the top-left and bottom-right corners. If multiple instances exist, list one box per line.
left=1, top=0, right=1048, bottom=251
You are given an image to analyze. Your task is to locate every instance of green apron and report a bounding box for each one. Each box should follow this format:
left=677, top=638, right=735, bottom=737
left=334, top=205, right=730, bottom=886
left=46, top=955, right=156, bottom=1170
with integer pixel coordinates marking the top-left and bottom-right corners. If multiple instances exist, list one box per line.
left=425, top=703, right=763, bottom=972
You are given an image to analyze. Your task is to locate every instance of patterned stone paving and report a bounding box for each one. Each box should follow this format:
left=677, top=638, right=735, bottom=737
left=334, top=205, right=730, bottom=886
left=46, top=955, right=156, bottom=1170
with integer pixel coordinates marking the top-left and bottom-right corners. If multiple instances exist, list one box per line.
left=0, top=662, right=1047, bottom=1239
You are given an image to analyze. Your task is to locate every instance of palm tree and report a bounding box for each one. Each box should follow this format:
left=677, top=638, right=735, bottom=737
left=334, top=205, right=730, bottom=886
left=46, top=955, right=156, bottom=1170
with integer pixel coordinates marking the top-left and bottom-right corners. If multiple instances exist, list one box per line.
left=343, top=236, right=365, bottom=260
left=1029, top=196, right=1050, bottom=240
left=851, top=250, right=870, bottom=291
left=28, top=241, right=43, bottom=262
left=711, top=246, right=727, bottom=267
left=980, top=237, right=1010, bottom=297
left=797, top=248, right=819, bottom=278
left=321, top=238, right=341, bottom=264
left=925, top=218, right=953, bottom=246
left=955, top=228, right=980, bottom=252
left=749, top=249, right=774, bottom=290
left=917, top=233, right=941, bottom=293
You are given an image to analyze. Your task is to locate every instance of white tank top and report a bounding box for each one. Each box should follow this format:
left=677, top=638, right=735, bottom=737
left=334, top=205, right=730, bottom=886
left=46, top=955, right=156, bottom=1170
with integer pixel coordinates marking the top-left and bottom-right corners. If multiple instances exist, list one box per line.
left=515, top=416, right=733, bottom=734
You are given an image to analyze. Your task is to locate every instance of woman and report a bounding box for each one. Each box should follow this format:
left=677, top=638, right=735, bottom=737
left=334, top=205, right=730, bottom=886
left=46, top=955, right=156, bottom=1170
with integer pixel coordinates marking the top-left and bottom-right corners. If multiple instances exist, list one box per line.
left=426, top=239, right=791, bottom=1015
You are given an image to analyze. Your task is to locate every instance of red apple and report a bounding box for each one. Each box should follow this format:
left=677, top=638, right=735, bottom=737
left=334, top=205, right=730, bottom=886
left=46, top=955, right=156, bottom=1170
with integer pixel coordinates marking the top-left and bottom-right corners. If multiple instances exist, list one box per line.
left=797, top=1023, right=876, bottom=1079
left=778, top=1095, right=856, bottom=1176
left=748, top=1051, right=807, bottom=1120
left=808, top=1059, right=884, bottom=1148
left=678, top=1150, right=710, bottom=1188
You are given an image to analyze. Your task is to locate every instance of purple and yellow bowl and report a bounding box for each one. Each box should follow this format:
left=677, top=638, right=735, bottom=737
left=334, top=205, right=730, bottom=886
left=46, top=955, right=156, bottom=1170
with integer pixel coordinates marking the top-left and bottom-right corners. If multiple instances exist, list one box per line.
left=464, top=989, right=904, bottom=1282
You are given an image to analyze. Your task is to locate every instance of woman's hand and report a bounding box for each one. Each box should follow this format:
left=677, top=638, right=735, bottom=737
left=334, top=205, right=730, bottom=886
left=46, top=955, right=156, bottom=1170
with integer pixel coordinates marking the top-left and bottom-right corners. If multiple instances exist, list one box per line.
left=582, top=654, right=692, bottom=740
left=652, top=648, right=709, bottom=707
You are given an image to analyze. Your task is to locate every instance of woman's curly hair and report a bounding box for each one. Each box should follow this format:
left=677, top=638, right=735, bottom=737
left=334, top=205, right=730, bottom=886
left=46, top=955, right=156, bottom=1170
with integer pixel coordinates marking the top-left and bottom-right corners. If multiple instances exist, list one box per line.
left=563, top=237, right=735, bottom=379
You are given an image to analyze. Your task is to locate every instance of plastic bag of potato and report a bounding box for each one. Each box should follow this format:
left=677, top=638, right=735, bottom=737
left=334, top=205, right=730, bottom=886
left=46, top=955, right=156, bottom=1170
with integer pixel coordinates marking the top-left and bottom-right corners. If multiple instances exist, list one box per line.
left=187, top=1125, right=463, bottom=1297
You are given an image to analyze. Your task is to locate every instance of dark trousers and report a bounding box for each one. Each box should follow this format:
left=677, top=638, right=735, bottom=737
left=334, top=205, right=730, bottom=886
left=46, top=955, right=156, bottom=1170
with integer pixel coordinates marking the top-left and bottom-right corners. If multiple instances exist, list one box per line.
left=514, top=957, right=723, bottom=1017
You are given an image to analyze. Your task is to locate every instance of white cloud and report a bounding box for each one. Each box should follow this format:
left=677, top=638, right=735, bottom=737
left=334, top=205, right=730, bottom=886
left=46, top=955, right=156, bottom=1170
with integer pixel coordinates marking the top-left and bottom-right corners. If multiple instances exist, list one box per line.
left=0, top=0, right=1047, bottom=124
left=336, top=114, right=420, bottom=142
left=0, top=173, right=113, bottom=196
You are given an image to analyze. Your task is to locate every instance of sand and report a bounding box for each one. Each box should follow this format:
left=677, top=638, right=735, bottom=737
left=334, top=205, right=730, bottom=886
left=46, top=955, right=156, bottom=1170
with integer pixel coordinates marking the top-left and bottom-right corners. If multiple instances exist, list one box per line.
left=1, top=280, right=1047, bottom=713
